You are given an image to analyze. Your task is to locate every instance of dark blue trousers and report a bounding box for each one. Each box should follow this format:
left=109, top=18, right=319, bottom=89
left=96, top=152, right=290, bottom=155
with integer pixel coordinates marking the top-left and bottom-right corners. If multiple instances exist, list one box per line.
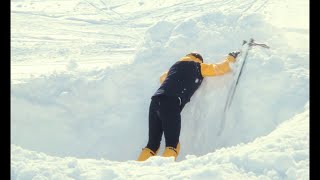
left=146, top=95, right=183, bottom=152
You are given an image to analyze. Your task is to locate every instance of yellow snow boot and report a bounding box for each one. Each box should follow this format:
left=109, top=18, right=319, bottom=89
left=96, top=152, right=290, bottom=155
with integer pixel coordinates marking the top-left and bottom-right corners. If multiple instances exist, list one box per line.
left=137, top=148, right=159, bottom=161
left=162, top=143, right=180, bottom=161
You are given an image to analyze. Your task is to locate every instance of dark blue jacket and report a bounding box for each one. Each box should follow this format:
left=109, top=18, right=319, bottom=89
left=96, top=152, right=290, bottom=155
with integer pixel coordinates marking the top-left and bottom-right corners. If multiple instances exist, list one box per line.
left=153, top=54, right=236, bottom=108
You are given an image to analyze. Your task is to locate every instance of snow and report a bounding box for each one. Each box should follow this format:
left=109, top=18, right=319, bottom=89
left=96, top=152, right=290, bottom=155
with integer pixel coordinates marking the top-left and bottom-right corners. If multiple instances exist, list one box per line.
left=11, top=107, right=309, bottom=179
left=11, top=0, right=309, bottom=179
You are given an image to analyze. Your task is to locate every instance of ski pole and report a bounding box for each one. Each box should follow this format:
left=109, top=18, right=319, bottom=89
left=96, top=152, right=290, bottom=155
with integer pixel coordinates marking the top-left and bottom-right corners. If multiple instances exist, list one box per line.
left=222, top=39, right=252, bottom=115
left=226, top=39, right=269, bottom=109
left=225, top=39, right=253, bottom=110
left=217, top=38, right=269, bottom=136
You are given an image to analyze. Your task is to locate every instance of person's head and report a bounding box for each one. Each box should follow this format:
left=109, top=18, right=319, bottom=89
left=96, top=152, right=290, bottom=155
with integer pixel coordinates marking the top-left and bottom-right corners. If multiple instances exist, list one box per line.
left=186, top=52, right=203, bottom=62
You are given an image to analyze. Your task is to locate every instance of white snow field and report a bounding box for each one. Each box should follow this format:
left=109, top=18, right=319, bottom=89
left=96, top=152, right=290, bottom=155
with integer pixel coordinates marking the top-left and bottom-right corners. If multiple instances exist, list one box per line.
left=11, top=0, right=309, bottom=179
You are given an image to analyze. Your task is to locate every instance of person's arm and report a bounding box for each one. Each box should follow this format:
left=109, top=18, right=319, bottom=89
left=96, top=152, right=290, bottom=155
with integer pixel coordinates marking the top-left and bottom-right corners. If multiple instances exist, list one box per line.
left=160, top=71, right=168, bottom=83
left=200, top=52, right=239, bottom=77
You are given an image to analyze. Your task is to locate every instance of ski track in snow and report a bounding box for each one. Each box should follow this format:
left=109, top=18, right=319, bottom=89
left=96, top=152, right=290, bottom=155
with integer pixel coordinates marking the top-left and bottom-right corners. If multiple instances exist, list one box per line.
left=11, top=0, right=276, bottom=83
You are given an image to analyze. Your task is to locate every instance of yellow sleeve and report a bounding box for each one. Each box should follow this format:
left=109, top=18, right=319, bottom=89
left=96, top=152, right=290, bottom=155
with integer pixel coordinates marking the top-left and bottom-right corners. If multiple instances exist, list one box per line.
left=160, top=71, right=168, bottom=83
left=200, top=55, right=236, bottom=77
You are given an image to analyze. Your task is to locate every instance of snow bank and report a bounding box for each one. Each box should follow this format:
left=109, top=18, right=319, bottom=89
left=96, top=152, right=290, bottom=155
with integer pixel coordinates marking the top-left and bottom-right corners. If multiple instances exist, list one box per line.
left=11, top=106, right=309, bottom=180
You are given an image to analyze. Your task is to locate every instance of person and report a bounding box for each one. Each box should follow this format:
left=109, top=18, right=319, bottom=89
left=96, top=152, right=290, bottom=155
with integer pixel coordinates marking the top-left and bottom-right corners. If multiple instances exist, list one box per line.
left=137, top=51, right=240, bottom=161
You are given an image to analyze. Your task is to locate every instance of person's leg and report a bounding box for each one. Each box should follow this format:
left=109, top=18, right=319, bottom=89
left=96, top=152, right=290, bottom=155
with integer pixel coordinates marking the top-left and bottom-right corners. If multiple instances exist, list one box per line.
left=146, top=97, right=163, bottom=152
left=137, top=97, right=162, bottom=161
left=158, top=96, right=181, bottom=160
